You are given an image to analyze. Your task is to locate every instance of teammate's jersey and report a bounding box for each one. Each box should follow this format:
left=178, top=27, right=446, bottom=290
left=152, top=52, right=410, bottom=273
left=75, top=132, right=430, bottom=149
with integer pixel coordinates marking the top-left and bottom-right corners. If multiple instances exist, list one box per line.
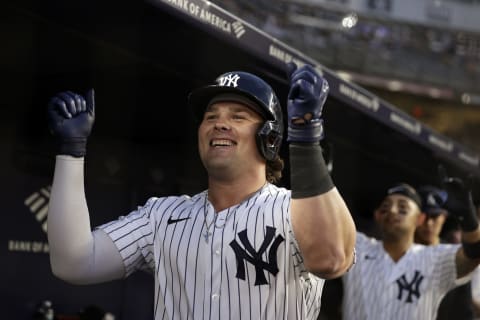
left=99, top=183, right=323, bottom=320
left=342, top=232, right=461, bottom=320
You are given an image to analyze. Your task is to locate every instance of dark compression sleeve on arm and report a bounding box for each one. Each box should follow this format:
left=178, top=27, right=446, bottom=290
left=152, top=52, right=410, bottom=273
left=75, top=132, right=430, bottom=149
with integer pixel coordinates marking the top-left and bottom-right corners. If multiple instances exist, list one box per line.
left=289, top=143, right=334, bottom=199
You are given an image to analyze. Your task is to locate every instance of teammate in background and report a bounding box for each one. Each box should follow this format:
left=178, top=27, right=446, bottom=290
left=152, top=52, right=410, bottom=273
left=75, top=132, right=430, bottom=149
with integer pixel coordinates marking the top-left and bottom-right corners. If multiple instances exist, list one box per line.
left=414, top=186, right=449, bottom=246
left=46, top=63, right=356, bottom=320
left=342, top=182, right=480, bottom=320
left=413, top=185, right=475, bottom=320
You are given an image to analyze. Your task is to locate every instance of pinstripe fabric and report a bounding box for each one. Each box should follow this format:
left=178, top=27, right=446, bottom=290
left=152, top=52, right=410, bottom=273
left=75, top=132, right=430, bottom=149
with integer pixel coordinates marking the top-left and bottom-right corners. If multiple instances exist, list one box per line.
left=99, top=183, right=324, bottom=320
left=342, top=232, right=461, bottom=320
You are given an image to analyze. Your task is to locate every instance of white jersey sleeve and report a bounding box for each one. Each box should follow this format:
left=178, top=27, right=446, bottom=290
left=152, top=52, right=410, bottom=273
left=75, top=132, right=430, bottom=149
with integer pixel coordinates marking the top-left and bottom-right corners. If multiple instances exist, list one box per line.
left=48, top=155, right=125, bottom=284
left=98, top=196, right=183, bottom=275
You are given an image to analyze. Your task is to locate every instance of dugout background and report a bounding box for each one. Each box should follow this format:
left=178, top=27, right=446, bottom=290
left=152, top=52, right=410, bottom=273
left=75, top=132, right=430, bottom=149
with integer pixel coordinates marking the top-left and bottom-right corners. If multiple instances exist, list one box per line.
left=1, top=0, right=479, bottom=319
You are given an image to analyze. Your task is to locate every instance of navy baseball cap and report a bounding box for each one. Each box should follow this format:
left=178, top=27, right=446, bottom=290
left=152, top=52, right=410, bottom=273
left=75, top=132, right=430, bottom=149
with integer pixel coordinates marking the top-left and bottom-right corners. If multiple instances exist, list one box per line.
left=418, top=185, right=448, bottom=216
left=386, top=183, right=422, bottom=209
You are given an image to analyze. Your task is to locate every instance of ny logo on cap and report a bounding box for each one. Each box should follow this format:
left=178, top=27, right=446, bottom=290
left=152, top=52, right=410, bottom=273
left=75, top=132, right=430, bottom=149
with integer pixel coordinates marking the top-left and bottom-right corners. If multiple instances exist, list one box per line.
left=426, top=194, right=438, bottom=206
left=218, top=73, right=240, bottom=88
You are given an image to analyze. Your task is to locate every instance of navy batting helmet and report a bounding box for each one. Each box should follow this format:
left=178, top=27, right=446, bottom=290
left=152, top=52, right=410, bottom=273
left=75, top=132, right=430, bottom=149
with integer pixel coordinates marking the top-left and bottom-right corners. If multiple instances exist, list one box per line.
left=188, top=71, right=284, bottom=161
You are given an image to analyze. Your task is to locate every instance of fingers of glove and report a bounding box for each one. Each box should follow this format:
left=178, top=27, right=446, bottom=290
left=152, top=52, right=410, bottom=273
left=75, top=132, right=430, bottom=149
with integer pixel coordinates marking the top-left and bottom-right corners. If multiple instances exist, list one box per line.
left=85, top=88, right=95, bottom=117
left=48, top=96, right=71, bottom=119
left=290, top=66, right=319, bottom=87
left=443, top=177, right=471, bottom=212
left=289, top=79, right=316, bottom=101
left=66, top=91, right=87, bottom=113
left=290, top=69, right=329, bottom=102
left=57, top=91, right=84, bottom=116
left=289, top=79, right=328, bottom=107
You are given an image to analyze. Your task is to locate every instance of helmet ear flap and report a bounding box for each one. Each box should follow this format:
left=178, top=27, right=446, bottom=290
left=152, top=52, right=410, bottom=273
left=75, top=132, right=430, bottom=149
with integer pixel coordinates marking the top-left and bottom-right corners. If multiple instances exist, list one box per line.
left=257, top=120, right=283, bottom=161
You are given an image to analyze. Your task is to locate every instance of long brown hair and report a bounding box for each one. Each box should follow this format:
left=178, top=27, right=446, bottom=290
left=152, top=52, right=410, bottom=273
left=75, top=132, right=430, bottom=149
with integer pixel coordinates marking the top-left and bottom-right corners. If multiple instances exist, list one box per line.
left=266, top=155, right=284, bottom=184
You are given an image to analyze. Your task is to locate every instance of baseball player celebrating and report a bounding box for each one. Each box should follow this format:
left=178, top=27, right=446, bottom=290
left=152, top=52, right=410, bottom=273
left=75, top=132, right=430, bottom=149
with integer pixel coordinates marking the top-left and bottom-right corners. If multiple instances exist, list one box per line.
left=414, top=185, right=449, bottom=246
left=46, top=64, right=356, bottom=319
left=342, top=181, right=480, bottom=319
left=414, top=186, right=475, bottom=320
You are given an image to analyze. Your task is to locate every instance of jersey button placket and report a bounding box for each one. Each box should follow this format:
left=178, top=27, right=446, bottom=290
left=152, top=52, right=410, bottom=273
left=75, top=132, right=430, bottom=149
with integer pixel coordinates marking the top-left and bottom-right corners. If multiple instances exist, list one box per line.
left=211, top=225, right=223, bottom=277
left=210, top=227, right=223, bottom=319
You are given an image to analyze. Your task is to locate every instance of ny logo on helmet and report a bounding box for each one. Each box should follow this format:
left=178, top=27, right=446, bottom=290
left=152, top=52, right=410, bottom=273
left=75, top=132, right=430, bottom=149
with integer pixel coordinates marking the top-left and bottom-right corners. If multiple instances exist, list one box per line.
left=218, top=73, right=240, bottom=88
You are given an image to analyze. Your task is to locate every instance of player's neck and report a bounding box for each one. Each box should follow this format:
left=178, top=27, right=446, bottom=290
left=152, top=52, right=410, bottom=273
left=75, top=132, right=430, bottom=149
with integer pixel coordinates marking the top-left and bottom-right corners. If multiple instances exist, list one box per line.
left=207, top=177, right=267, bottom=212
left=383, top=235, right=414, bottom=262
left=414, top=236, right=440, bottom=246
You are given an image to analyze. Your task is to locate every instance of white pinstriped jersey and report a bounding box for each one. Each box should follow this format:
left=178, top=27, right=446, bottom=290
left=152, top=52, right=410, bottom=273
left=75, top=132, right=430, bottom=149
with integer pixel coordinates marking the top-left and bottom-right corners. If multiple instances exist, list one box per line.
left=99, top=183, right=324, bottom=320
left=342, top=232, right=462, bottom=320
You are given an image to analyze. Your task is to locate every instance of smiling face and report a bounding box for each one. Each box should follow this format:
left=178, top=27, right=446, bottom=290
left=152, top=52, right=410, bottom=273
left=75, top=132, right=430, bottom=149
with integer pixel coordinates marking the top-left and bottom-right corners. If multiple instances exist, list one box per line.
left=374, top=194, right=425, bottom=240
left=198, top=101, right=265, bottom=180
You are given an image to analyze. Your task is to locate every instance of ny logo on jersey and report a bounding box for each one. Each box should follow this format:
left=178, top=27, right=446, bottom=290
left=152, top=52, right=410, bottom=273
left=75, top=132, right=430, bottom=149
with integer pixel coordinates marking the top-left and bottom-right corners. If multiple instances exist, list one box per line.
left=229, top=226, right=284, bottom=286
left=395, top=270, right=424, bottom=303
left=218, top=73, right=240, bottom=88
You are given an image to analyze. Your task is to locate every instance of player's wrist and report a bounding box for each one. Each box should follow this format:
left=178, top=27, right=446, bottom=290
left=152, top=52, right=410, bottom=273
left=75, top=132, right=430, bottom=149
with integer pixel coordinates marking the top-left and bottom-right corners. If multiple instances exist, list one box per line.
left=57, top=138, right=88, bottom=158
left=287, top=120, right=324, bottom=143
left=289, top=143, right=334, bottom=198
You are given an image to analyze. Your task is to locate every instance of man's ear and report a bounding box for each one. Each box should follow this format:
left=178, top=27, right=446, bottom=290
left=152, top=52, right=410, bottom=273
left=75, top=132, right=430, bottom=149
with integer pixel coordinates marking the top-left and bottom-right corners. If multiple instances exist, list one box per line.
left=416, top=212, right=426, bottom=227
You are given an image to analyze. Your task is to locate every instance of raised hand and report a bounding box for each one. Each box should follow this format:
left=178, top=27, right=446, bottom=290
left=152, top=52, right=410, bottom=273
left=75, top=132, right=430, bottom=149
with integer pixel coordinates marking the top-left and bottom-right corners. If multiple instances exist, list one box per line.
left=47, top=89, right=95, bottom=157
left=286, top=62, right=329, bottom=143
left=439, top=166, right=478, bottom=232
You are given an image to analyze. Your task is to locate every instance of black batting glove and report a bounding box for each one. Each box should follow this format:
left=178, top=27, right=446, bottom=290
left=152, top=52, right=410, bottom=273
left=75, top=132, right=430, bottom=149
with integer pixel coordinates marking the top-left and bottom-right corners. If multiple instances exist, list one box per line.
left=286, top=62, right=329, bottom=143
left=441, top=170, right=478, bottom=232
left=47, top=89, right=95, bottom=157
